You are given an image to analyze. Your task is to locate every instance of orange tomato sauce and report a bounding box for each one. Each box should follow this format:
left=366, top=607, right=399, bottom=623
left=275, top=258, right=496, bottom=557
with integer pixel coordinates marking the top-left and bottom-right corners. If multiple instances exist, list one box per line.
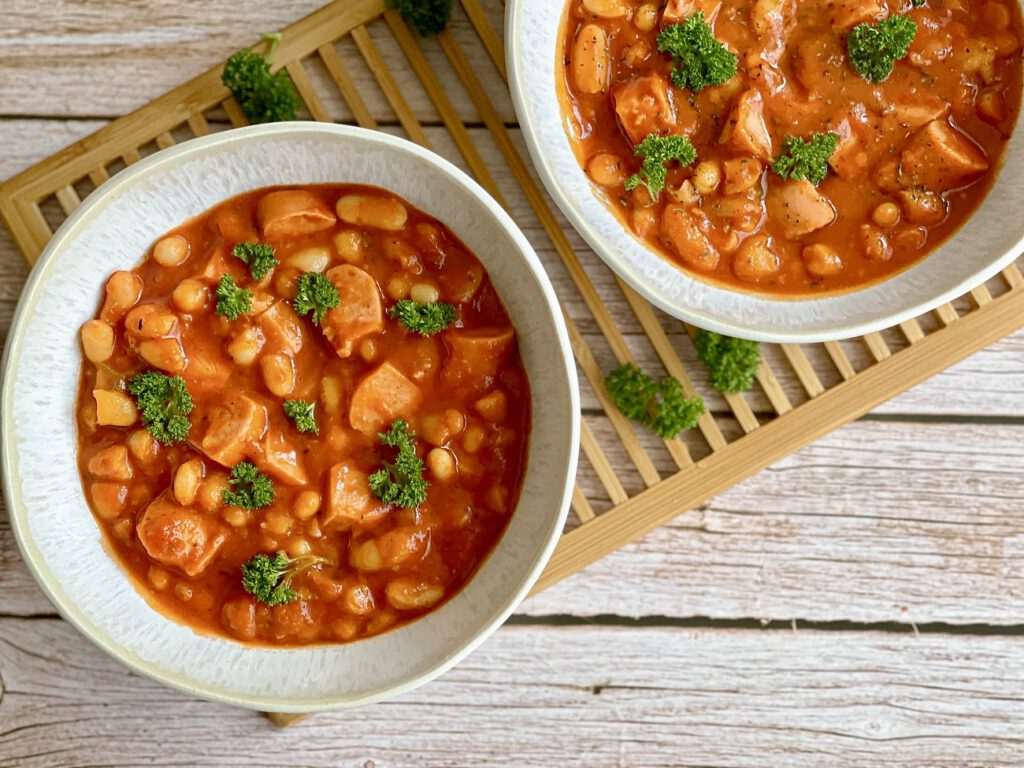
left=560, top=0, right=1024, bottom=294
left=75, top=184, right=530, bottom=646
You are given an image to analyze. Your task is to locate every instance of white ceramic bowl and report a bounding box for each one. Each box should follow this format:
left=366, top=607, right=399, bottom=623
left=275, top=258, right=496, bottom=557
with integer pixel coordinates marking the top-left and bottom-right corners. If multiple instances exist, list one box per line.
left=506, top=0, right=1024, bottom=342
left=1, top=123, right=579, bottom=712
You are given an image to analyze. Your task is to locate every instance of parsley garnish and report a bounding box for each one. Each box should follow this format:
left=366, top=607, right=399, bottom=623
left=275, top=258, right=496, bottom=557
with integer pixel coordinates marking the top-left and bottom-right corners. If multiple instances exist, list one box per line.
left=241, top=551, right=327, bottom=606
left=386, top=0, right=454, bottom=36
left=283, top=400, right=318, bottom=435
left=694, top=330, right=761, bottom=393
left=772, top=132, right=840, bottom=186
left=624, top=135, right=698, bottom=199
left=847, top=16, right=917, bottom=84
left=127, top=371, right=194, bottom=445
left=221, top=33, right=299, bottom=124
left=657, top=13, right=738, bottom=92
left=293, top=272, right=340, bottom=325
left=231, top=242, right=279, bottom=281
left=388, top=299, right=457, bottom=336
left=605, top=363, right=705, bottom=439
left=222, top=461, right=275, bottom=510
left=368, top=419, right=429, bottom=509
left=215, top=275, right=252, bottom=320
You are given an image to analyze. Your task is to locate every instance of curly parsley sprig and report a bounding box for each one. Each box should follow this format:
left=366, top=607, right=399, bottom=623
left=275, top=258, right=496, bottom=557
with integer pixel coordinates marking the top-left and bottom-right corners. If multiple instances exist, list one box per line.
left=605, top=364, right=705, bottom=439
left=283, top=400, right=318, bottom=435
left=368, top=419, right=429, bottom=509
left=625, top=135, right=698, bottom=200
left=293, top=272, right=340, bottom=325
left=127, top=371, right=194, bottom=445
left=772, top=132, right=840, bottom=186
left=694, top=330, right=761, bottom=393
left=222, top=461, right=275, bottom=510
left=386, top=0, right=454, bottom=36
left=221, top=33, right=299, bottom=124
left=215, top=275, right=252, bottom=320
left=241, top=551, right=327, bottom=606
left=847, top=16, right=917, bottom=84
left=657, top=13, right=738, bottom=92
left=231, top=242, right=279, bottom=281
left=388, top=299, right=457, bottom=336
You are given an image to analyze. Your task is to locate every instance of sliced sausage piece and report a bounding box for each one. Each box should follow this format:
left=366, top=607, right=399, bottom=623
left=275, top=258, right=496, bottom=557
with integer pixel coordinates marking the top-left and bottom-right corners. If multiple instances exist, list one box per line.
left=349, top=362, right=423, bottom=435
left=136, top=493, right=227, bottom=577
left=766, top=180, right=837, bottom=239
left=613, top=75, right=677, bottom=146
left=198, top=395, right=268, bottom=467
left=719, top=90, right=773, bottom=162
left=660, top=205, right=720, bottom=271
left=257, top=300, right=304, bottom=355
left=257, top=190, right=337, bottom=239
left=257, top=429, right=309, bottom=486
left=900, top=119, right=989, bottom=192
left=441, top=328, right=516, bottom=393
left=888, top=92, right=950, bottom=132
left=324, top=462, right=388, bottom=529
left=321, top=265, right=384, bottom=359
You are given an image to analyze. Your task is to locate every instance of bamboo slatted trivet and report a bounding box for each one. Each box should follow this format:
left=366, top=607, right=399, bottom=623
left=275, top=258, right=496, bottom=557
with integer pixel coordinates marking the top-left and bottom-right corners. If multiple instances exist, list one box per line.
left=3, top=0, right=1024, bottom=725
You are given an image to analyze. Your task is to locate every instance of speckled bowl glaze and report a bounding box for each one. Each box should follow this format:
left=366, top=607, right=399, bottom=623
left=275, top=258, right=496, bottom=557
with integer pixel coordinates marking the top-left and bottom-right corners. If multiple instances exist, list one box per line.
left=506, top=0, right=1024, bottom=342
left=1, top=123, right=579, bottom=713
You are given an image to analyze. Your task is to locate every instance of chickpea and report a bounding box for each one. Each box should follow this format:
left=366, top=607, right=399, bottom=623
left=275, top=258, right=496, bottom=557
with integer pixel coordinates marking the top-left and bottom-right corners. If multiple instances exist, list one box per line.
left=358, top=338, right=379, bottom=363
left=622, top=42, right=650, bottom=68
left=334, top=229, right=364, bottom=263
left=386, top=276, right=411, bottom=300
left=631, top=207, right=659, bottom=238
left=861, top=225, right=893, bottom=263
left=982, top=1, right=1012, bottom=30
left=227, top=325, right=265, bottom=366
left=385, top=578, right=445, bottom=611
left=285, top=246, right=329, bottom=274
left=100, top=270, right=143, bottom=322
left=88, top=445, right=133, bottom=482
left=344, top=583, right=375, bottom=615
left=572, top=24, right=609, bottom=94
left=176, top=583, right=193, bottom=602
left=125, top=305, right=177, bottom=339
left=152, top=235, right=190, bottom=267
left=581, top=0, right=626, bottom=16
left=80, top=319, right=114, bottom=363
left=350, top=539, right=383, bottom=571
left=463, top=425, right=486, bottom=454
left=262, top=510, right=293, bottom=536
left=111, top=519, right=133, bottom=540
left=445, top=408, right=466, bottom=436
left=667, top=179, right=700, bottom=206
left=286, top=538, right=312, bottom=558
left=332, top=617, right=360, bottom=641
left=410, top=282, right=440, bottom=304
left=335, top=195, right=408, bottom=231
left=426, top=447, right=457, bottom=482
left=722, top=157, right=763, bottom=195
left=586, top=153, right=627, bottom=187
left=693, top=161, right=722, bottom=195
left=260, top=353, right=295, bottom=397
left=420, top=413, right=449, bottom=446
left=273, top=266, right=301, bottom=298
left=293, top=490, right=321, bottom=520
left=802, top=244, right=843, bottom=278
left=474, top=390, right=508, bottom=422
left=148, top=566, right=170, bottom=591
left=172, top=279, right=208, bottom=313
left=366, top=610, right=397, bottom=635
left=91, top=482, right=127, bottom=519
left=872, top=202, right=901, bottom=229
left=732, top=235, right=780, bottom=282
left=127, top=429, right=158, bottom=463
left=223, top=506, right=251, bottom=528
left=321, top=376, right=342, bottom=414
left=634, top=3, right=658, bottom=31
left=486, top=485, right=510, bottom=513
left=173, top=458, right=204, bottom=506
left=198, top=472, right=229, bottom=513
left=93, top=389, right=137, bottom=427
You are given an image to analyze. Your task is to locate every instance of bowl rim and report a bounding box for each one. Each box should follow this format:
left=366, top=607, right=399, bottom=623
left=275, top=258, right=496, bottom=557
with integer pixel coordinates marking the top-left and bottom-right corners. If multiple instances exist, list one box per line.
left=0, top=121, right=580, bottom=712
left=504, top=0, right=1024, bottom=343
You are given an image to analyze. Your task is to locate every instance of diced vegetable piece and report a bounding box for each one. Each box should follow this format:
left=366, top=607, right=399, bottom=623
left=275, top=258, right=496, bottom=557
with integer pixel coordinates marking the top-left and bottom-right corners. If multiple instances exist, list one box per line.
left=900, top=119, right=990, bottom=192
left=571, top=23, right=610, bottom=95
left=888, top=92, right=950, bottom=131
left=766, top=180, right=837, bottom=238
left=324, top=462, right=387, bottom=529
left=732, top=234, right=780, bottom=282
left=803, top=244, right=844, bottom=278
left=897, top=187, right=948, bottom=226
left=321, top=265, right=385, bottom=358
left=136, top=493, right=227, bottom=577
left=349, top=362, right=423, bottom=435
left=257, top=429, right=309, bottom=486
left=198, top=395, right=268, bottom=467
left=659, top=205, right=720, bottom=271
left=441, top=327, right=516, bottom=393
left=257, top=190, right=337, bottom=239
left=93, top=390, right=138, bottom=427
left=723, top=158, right=763, bottom=195
left=612, top=75, right=676, bottom=146
left=829, top=114, right=870, bottom=179
left=88, top=445, right=133, bottom=481
left=719, top=90, right=773, bottom=161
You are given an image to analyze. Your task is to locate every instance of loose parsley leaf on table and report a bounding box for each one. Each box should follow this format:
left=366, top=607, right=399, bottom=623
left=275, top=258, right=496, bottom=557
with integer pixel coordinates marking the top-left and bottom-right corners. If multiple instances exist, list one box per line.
left=386, top=0, right=454, bottom=36
left=625, top=134, right=698, bottom=200
left=231, top=242, right=279, bottom=281
left=241, top=551, right=327, bottom=606
left=369, top=419, right=429, bottom=509
left=694, top=330, right=761, bottom=393
left=222, top=461, right=275, bottom=510
left=388, top=299, right=458, bottom=336
left=283, top=400, right=318, bottom=435
left=127, top=371, right=194, bottom=445
left=772, top=132, right=840, bottom=186
left=605, top=364, right=705, bottom=440
left=293, top=272, right=340, bottom=325
left=657, top=13, right=738, bottom=92
left=221, top=33, right=299, bottom=124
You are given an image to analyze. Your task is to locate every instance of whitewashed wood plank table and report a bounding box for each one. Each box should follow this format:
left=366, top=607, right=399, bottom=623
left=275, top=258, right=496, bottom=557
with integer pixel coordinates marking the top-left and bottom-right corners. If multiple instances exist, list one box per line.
left=2, top=2, right=1023, bottom=765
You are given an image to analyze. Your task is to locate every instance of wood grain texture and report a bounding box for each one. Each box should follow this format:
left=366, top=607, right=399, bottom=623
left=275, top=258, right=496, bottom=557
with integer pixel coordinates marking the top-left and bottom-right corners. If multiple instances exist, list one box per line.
left=4, top=420, right=1022, bottom=624
left=2, top=619, right=1024, bottom=767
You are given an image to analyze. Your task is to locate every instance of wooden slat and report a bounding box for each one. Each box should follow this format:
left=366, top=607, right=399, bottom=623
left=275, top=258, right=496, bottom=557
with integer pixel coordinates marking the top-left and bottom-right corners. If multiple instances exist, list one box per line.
left=823, top=340, right=856, bottom=380
left=861, top=332, right=891, bottom=362
left=350, top=26, right=430, bottom=146
left=934, top=302, right=960, bottom=326
left=187, top=113, right=212, bottom=138
left=570, top=484, right=596, bottom=523
left=1003, top=262, right=1024, bottom=288
left=285, top=60, right=334, bottom=122
left=54, top=185, right=81, bottom=216
left=754, top=361, right=793, bottom=414
left=460, top=0, right=507, bottom=80
left=970, top=283, right=994, bottom=307
left=682, top=324, right=761, bottom=432
left=779, top=344, right=824, bottom=398
left=532, top=281, right=1024, bottom=593
left=155, top=131, right=176, bottom=149
left=317, top=44, right=379, bottom=129
left=579, top=418, right=629, bottom=506
left=223, top=97, right=250, bottom=127
left=899, top=318, right=926, bottom=343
